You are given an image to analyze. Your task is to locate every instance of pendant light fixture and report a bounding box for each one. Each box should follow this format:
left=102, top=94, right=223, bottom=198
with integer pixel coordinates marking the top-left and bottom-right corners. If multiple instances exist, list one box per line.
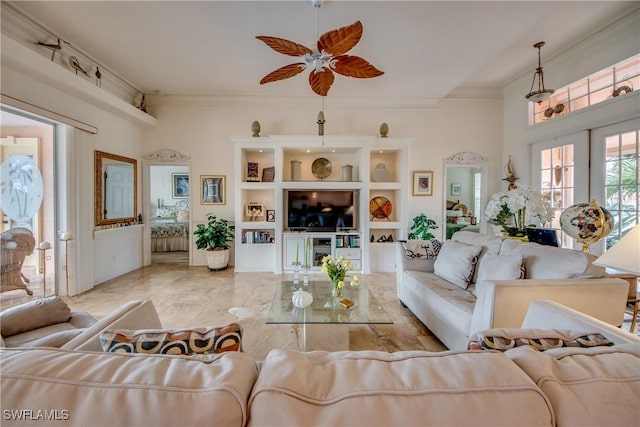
left=525, top=41, right=554, bottom=103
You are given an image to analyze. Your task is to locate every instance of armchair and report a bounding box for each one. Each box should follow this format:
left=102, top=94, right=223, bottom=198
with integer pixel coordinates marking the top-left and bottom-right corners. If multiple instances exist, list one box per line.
left=0, top=296, right=96, bottom=348
left=1, top=227, right=36, bottom=295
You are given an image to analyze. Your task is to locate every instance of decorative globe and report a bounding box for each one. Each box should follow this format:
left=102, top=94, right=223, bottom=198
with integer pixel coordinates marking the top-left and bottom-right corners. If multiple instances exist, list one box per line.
left=559, top=201, right=613, bottom=252
left=292, top=289, right=313, bottom=308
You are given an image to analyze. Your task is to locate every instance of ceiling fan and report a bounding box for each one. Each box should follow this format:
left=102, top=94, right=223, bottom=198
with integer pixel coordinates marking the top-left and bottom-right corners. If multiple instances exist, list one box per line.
left=256, top=20, right=384, bottom=96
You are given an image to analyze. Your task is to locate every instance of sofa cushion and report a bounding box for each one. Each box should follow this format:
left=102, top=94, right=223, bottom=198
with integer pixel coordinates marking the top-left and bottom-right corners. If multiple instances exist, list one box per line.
left=468, top=328, right=614, bottom=351
left=100, top=323, right=242, bottom=355
left=0, top=297, right=71, bottom=338
left=0, top=347, right=258, bottom=427
left=503, top=242, right=605, bottom=279
left=434, top=240, right=482, bottom=288
left=506, top=343, right=640, bottom=427
left=3, top=327, right=85, bottom=348
left=476, top=253, right=525, bottom=284
left=247, top=349, right=554, bottom=427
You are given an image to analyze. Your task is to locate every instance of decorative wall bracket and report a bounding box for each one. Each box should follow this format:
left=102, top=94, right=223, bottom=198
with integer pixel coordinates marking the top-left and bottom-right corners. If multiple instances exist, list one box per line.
left=142, top=149, right=191, bottom=163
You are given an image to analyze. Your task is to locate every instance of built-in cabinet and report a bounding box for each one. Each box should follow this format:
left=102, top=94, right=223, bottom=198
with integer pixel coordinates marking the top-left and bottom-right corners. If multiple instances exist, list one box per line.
left=232, top=135, right=411, bottom=273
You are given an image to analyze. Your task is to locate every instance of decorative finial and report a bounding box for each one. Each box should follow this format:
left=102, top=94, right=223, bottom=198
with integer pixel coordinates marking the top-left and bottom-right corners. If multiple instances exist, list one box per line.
left=379, top=122, right=389, bottom=137
left=251, top=121, right=261, bottom=137
left=317, top=111, right=325, bottom=136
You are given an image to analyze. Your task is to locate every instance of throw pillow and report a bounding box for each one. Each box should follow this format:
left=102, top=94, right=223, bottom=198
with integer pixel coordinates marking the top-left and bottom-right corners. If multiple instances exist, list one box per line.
left=0, top=296, right=71, bottom=337
left=468, top=328, right=614, bottom=351
left=176, top=210, right=189, bottom=222
left=476, top=254, right=525, bottom=284
left=100, top=323, right=243, bottom=355
left=433, top=241, right=482, bottom=289
left=402, top=239, right=442, bottom=259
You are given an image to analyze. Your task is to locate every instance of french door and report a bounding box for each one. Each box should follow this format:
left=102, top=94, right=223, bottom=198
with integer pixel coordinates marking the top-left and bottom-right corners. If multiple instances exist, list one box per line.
left=531, top=131, right=589, bottom=249
left=591, top=118, right=640, bottom=250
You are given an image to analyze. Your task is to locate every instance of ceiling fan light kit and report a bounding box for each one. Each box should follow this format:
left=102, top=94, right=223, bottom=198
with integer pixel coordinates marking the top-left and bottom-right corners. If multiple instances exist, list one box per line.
left=256, top=1, right=383, bottom=97
left=525, top=41, right=554, bottom=104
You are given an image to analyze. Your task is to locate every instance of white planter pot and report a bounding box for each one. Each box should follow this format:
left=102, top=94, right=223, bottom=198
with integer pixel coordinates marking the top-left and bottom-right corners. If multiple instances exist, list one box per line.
left=205, top=248, right=230, bottom=271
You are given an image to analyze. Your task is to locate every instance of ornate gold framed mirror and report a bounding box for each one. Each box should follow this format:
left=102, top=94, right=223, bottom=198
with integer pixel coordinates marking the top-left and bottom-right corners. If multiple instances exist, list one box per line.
left=95, top=150, right=137, bottom=226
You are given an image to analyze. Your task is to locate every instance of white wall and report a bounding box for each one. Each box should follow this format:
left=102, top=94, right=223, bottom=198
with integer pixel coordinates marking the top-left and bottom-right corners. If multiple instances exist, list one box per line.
left=143, top=96, right=503, bottom=265
left=1, top=45, right=147, bottom=290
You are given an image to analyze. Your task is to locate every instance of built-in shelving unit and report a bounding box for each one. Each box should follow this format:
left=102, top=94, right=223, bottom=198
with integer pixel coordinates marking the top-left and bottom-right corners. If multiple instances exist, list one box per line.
left=232, top=135, right=411, bottom=273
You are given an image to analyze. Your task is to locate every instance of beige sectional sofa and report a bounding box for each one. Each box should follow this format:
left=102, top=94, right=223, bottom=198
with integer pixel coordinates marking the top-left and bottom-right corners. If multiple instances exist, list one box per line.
left=2, top=299, right=639, bottom=427
left=396, top=231, right=630, bottom=350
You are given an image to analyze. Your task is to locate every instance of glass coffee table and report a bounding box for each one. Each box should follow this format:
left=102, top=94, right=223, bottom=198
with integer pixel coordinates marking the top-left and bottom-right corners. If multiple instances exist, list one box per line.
left=266, top=280, right=392, bottom=351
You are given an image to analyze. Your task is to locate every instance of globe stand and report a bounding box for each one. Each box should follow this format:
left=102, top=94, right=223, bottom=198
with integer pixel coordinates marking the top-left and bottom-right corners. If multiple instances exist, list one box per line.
left=560, top=200, right=612, bottom=253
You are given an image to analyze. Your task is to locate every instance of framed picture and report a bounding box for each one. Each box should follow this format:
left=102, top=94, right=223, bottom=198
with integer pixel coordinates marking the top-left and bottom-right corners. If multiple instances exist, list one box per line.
left=266, top=209, right=275, bottom=222
left=200, top=175, right=225, bottom=205
left=262, top=166, right=275, bottom=182
left=246, top=203, right=264, bottom=221
left=451, top=183, right=462, bottom=196
left=413, top=171, right=434, bottom=196
left=172, top=173, right=189, bottom=198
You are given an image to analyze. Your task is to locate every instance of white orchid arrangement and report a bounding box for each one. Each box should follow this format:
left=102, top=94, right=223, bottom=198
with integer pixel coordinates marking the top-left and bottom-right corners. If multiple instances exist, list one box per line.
left=485, top=186, right=554, bottom=237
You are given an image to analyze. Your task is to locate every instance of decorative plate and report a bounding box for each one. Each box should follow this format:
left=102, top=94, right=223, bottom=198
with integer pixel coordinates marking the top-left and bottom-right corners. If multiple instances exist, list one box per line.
left=311, top=157, right=332, bottom=179
left=369, top=196, right=393, bottom=220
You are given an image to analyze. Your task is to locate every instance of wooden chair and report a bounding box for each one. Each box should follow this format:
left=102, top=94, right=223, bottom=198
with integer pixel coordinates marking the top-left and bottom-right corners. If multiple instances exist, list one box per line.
left=1, top=227, right=36, bottom=295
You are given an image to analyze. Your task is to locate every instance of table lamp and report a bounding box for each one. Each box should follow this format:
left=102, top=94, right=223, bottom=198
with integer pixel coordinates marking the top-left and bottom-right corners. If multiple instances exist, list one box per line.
left=594, top=224, right=640, bottom=275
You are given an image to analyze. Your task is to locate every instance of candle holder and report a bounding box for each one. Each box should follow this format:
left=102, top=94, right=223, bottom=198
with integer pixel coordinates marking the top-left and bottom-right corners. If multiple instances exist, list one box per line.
left=36, top=242, right=52, bottom=298
left=302, top=264, right=310, bottom=286
left=292, top=262, right=301, bottom=285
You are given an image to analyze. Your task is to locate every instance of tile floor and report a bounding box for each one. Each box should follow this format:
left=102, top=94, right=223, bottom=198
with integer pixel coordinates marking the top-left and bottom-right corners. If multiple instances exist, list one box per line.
left=2, top=262, right=447, bottom=360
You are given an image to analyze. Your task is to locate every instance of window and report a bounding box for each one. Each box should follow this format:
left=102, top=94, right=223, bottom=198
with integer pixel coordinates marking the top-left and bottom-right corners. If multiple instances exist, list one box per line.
left=530, top=54, right=639, bottom=125
left=540, top=144, right=576, bottom=248
left=603, top=130, right=639, bottom=248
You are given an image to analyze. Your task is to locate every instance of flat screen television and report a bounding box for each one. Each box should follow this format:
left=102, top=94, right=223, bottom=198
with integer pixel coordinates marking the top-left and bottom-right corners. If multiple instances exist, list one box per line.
left=286, top=190, right=356, bottom=231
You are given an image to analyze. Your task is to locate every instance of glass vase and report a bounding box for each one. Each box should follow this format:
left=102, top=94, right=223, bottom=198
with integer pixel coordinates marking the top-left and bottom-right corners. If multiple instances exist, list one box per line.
left=331, top=278, right=343, bottom=298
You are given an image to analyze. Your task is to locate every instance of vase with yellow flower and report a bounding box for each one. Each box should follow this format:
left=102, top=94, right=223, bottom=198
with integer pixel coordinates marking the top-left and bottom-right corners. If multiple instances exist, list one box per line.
left=320, top=255, right=353, bottom=298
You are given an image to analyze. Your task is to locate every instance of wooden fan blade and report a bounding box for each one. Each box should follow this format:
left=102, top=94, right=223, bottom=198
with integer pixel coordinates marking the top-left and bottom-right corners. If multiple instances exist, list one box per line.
left=309, top=69, right=335, bottom=96
left=260, top=63, right=307, bottom=85
left=317, top=21, right=362, bottom=57
left=256, top=36, right=312, bottom=57
left=332, top=55, right=384, bottom=78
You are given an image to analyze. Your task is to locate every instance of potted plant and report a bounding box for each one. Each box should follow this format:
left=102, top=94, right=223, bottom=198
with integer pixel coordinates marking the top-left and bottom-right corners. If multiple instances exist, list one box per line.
left=408, top=213, right=439, bottom=240
left=194, top=213, right=235, bottom=270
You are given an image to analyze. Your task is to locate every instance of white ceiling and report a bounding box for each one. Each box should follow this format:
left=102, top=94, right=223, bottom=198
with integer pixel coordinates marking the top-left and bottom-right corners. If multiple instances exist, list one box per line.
left=7, top=1, right=640, bottom=103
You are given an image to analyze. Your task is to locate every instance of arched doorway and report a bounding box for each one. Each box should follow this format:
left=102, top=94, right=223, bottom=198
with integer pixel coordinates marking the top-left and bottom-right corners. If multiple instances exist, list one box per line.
left=142, top=149, right=192, bottom=266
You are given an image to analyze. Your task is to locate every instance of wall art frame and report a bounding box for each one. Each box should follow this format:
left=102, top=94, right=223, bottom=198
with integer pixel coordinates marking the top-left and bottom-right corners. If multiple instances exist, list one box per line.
left=413, top=171, right=434, bottom=196
left=172, top=173, right=189, bottom=198
left=200, top=175, right=225, bottom=205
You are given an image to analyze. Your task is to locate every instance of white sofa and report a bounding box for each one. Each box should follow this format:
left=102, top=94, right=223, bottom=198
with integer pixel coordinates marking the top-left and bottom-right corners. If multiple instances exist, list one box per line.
left=1, top=299, right=638, bottom=427
left=396, top=231, right=630, bottom=350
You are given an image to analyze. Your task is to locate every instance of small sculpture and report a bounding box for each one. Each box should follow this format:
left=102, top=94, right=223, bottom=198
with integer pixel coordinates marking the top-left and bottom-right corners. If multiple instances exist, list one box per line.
left=379, top=122, right=389, bottom=137
left=68, top=56, right=89, bottom=77
left=317, top=111, right=326, bottom=136
left=502, top=155, right=519, bottom=190
left=36, top=38, right=62, bottom=61
left=292, top=289, right=313, bottom=308
left=95, top=67, right=102, bottom=87
left=251, top=121, right=261, bottom=137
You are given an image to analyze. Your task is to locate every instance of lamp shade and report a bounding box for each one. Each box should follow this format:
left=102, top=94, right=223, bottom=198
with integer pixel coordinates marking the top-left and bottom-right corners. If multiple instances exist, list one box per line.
left=594, top=224, right=640, bottom=275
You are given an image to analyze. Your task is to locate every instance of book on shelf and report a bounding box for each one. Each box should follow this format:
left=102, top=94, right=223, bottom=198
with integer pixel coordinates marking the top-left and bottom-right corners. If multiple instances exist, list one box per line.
left=242, top=230, right=273, bottom=244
